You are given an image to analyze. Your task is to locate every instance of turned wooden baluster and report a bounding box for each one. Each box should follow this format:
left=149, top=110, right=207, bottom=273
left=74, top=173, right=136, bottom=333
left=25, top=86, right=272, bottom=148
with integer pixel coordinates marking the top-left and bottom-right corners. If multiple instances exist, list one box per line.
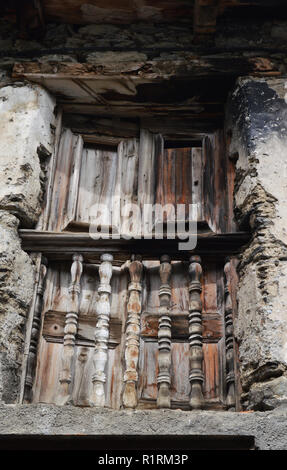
left=24, top=256, right=48, bottom=402
left=188, top=255, right=204, bottom=409
left=92, top=253, right=113, bottom=407
left=122, top=255, right=143, bottom=409
left=58, top=253, right=83, bottom=405
left=157, top=255, right=172, bottom=408
left=224, top=258, right=236, bottom=410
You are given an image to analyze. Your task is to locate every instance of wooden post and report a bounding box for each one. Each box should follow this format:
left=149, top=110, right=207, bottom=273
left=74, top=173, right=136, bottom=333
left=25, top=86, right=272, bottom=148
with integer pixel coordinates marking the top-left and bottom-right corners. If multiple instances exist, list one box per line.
left=188, top=255, right=204, bottom=409
left=122, top=255, right=143, bottom=408
left=157, top=255, right=172, bottom=408
left=58, top=253, right=83, bottom=405
left=224, top=258, right=236, bottom=410
left=92, top=253, right=113, bottom=407
left=24, top=256, right=48, bottom=402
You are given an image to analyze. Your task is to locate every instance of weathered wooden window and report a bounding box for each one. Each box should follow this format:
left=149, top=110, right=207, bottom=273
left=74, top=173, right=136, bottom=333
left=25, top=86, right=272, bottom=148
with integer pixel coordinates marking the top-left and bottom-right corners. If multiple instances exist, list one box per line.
left=20, top=123, right=246, bottom=411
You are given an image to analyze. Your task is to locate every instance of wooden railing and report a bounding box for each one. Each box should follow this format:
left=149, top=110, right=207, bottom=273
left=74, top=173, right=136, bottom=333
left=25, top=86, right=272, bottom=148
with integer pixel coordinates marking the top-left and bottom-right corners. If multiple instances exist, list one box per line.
left=21, top=230, right=243, bottom=409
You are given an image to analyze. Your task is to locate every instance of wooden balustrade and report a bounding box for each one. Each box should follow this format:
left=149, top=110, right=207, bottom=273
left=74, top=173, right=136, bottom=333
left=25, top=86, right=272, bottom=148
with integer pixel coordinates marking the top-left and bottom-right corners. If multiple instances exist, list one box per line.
left=24, top=247, right=238, bottom=410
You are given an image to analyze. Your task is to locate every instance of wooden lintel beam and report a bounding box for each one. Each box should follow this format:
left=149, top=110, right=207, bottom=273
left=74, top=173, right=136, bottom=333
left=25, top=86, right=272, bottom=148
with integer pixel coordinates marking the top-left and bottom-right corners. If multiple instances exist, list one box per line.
left=12, top=56, right=282, bottom=82
left=19, top=229, right=250, bottom=262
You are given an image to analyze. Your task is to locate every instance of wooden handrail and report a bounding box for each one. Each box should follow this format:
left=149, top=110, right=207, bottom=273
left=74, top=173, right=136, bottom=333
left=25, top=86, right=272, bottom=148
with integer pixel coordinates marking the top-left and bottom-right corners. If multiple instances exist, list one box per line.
left=19, top=229, right=250, bottom=262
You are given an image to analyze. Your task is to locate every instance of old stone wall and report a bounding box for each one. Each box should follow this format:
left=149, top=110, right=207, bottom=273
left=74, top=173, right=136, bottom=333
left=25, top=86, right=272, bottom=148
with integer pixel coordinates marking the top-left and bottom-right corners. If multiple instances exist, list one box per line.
left=1, top=18, right=287, bottom=70
left=226, top=77, right=287, bottom=411
left=0, top=84, right=55, bottom=403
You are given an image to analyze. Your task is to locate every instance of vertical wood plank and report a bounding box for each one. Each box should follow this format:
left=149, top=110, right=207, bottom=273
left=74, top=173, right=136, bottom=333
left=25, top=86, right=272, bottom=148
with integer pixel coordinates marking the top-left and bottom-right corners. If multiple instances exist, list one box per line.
left=138, top=130, right=162, bottom=236
left=63, top=134, right=83, bottom=228
left=41, top=107, right=63, bottom=231
left=202, top=135, right=215, bottom=232
left=192, top=147, right=203, bottom=221
left=118, top=139, right=140, bottom=237
left=47, top=128, right=74, bottom=231
left=155, top=147, right=193, bottom=221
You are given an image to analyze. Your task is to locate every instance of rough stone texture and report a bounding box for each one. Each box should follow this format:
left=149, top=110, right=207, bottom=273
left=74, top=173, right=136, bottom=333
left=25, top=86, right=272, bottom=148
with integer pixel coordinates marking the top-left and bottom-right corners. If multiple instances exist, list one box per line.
left=0, top=84, right=56, bottom=404
left=0, top=405, right=287, bottom=449
left=0, top=211, right=35, bottom=403
left=0, top=84, right=55, bottom=227
left=226, top=77, right=287, bottom=410
left=1, top=18, right=287, bottom=71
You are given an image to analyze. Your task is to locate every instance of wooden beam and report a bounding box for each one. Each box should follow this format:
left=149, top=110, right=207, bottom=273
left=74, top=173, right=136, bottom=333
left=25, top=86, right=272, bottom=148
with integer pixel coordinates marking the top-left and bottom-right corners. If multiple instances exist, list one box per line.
left=141, top=313, right=223, bottom=342
left=42, top=310, right=122, bottom=348
left=12, top=57, right=281, bottom=82
left=19, top=229, right=251, bottom=262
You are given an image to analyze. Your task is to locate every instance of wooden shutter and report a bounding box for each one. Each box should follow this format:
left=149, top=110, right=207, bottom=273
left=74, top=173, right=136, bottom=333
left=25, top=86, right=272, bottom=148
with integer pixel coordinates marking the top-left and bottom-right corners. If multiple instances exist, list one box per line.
left=48, top=129, right=83, bottom=231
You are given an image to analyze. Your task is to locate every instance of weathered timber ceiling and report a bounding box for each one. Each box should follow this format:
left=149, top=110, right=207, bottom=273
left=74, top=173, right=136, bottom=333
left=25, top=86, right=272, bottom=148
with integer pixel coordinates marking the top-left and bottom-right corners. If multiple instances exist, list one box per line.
left=12, top=56, right=281, bottom=137
left=1, top=0, right=287, bottom=38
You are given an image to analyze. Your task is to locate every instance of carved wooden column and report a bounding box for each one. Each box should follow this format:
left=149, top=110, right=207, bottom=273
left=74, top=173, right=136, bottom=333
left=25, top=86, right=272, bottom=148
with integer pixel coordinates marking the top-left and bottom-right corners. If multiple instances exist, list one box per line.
left=157, top=255, right=172, bottom=408
left=92, top=253, right=113, bottom=407
left=224, top=258, right=236, bottom=410
left=122, top=255, right=143, bottom=409
left=24, top=256, right=48, bottom=402
left=58, top=253, right=83, bottom=405
left=188, top=255, right=204, bottom=409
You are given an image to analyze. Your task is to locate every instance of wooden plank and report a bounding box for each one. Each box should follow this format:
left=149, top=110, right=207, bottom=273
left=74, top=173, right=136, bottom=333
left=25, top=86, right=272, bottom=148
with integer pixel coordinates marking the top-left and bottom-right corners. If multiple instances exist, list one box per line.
left=42, top=310, right=122, bottom=347
left=74, top=147, right=118, bottom=230
left=137, top=129, right=158, bottom=225
left=203, top=342, right=220, bottom=400
left=47, top=129, right=83, bottom=231
left=155, top=147, right=193, bottom=223
left=202, top=134, right=215, bottom=232
left=141, top=313, right=223, bottom=341
left=19, top=230, right=251, bottom=260
left=64, top=135, right=83, bottom=229
left=192, top=148, right=203, bottom=220
left=117, top=138, right=140, bottom=237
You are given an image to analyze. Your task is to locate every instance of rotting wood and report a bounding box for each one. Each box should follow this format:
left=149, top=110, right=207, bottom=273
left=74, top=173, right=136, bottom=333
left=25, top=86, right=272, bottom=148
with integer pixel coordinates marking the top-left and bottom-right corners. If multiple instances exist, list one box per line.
left=42, top=310, right=122, bottom=347
left=19, top=230, right=251, bottom=262
left=92, top=253, right=113, bottom=407
left=157, top=255, right=172, bottom=409
left=42, top=107, right=63, bottom=231
left=141, top=313, right=223, bottom=341
left=12, top=58, right=282, bottom=81
left=122, top=255, right=143, bottom=409
left=58, top=253, right=83, bottom=405
left=24, top=256, right=48, bottom=403
left=188, top=255, right=204, bottom=410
